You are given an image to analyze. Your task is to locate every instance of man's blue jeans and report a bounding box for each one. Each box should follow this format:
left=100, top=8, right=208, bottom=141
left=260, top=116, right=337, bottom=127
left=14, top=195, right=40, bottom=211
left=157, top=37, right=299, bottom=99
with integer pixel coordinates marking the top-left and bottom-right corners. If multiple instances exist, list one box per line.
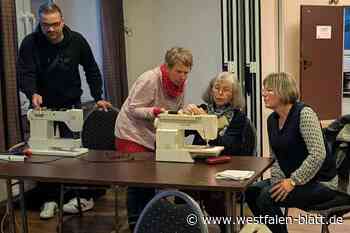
left=245, top=179, right=336, bottom=233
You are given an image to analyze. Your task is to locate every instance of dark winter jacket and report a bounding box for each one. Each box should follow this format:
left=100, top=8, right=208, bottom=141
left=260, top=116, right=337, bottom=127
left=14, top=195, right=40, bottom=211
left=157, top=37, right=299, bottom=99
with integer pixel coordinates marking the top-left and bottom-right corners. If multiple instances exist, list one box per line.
left=17, top=25, right=102, bottom=108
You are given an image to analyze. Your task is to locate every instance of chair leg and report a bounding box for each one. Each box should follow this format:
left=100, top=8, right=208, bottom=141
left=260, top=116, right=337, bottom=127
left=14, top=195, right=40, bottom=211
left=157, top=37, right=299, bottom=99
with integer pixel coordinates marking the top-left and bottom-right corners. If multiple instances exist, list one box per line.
left=75, top=191, right=83, bottom=217
left=19, top=181, right=28, bottom=233
left=283, top=207, right=289, bottom=231
left=321, top=223, right=330, bottom=233
left=114, top=186, right=119, bottom=232
left=57, top=184, right=64, bottom=233
left=6, top=180, right=16, bottom=233
left=197, top=191, right=205, bottom=210
left=240, top=192, right=245, bottom=230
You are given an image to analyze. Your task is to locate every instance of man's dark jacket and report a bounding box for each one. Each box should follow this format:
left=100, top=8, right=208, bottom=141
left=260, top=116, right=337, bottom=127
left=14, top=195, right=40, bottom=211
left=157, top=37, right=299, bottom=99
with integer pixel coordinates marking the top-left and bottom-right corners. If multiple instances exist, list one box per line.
left=18, top=25, right=102, bottom=108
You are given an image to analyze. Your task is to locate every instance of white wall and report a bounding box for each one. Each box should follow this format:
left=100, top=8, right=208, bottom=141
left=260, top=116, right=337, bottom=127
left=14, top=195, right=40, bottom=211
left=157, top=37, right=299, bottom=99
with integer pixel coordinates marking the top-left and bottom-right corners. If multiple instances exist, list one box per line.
left=124, top=0, right=222, bottom=104
left=55, top=0, right=103, bottom=102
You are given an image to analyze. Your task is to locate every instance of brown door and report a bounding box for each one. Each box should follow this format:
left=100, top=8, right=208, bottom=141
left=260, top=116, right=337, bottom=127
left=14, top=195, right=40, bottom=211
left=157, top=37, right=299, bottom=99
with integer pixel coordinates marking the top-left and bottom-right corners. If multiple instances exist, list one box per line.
left=300, top=5, right=343, bottom=120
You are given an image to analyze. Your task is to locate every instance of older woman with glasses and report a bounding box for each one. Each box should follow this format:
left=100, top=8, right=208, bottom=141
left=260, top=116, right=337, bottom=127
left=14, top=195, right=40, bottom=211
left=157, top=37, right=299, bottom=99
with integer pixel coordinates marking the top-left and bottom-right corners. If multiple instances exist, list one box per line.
left=182, top=71, right=250, bottom=232
left=182, top=71, right=248, bottom=156
left=245, top=72, right=338, bottom=233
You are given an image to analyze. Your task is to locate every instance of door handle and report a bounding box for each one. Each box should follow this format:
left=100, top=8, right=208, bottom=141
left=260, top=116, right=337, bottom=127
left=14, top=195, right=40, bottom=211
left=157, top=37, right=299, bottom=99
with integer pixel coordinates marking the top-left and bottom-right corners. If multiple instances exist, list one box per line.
left=302, top=59, right=312, bottom=70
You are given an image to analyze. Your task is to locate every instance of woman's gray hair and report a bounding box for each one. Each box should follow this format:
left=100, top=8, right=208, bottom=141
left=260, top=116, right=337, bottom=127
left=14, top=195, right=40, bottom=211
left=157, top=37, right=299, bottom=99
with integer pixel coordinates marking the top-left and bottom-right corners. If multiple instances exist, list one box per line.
left=202, top=72, right=245, bottom=109
left=263, top=72, right=299, bottom=105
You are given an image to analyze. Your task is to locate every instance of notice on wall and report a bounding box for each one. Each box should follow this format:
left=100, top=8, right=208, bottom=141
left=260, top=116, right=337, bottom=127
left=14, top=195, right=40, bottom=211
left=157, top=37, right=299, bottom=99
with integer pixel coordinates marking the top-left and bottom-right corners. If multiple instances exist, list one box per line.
left=316, top=25, right=332, bottom=39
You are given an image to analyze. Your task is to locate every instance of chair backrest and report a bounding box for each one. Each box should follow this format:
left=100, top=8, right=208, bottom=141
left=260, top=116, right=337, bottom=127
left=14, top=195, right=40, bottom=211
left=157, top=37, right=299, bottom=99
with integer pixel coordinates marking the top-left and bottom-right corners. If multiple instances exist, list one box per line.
left=239, top=118, right=257, bottom=156
left=324, top=115, right=350, bottom=161
left=324, top=117, right=350, bottom=192
left=302, top=118, right=350, bottom=227
left=81, top=108, right=118, bottom=150
left=134, top=190, right=209, bottom=233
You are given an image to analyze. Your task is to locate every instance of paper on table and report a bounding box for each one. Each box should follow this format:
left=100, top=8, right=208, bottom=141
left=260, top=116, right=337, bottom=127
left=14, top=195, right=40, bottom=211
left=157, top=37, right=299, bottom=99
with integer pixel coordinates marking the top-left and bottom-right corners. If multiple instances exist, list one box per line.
left=215, top=170, right=255, bottom=180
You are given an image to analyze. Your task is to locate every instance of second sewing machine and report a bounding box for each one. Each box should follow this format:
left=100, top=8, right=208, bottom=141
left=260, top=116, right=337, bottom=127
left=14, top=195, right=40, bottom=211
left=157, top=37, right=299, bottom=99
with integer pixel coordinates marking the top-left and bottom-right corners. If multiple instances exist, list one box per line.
left=27, top=108, right=88, bottom=157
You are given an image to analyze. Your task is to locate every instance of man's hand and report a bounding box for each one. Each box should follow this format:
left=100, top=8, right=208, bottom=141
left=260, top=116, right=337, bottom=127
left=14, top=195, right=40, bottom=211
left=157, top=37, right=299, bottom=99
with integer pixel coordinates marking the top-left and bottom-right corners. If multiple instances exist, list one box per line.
left=96, top=100, right=112, bottom=111
left=182, top=104, right=207, bottom=115
left=270, top=178, right=295, bottom=202
left=32, top=94, right=43, bottom=109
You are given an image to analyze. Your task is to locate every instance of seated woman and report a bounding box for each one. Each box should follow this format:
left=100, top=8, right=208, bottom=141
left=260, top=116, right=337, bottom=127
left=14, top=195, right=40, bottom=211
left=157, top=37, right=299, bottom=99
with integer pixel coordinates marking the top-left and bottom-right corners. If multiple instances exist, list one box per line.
left=182, top=71, right=251, bottom=232
left=182, top=71, right=252, bottom=155
left=245, top=72, right=338, bottom=233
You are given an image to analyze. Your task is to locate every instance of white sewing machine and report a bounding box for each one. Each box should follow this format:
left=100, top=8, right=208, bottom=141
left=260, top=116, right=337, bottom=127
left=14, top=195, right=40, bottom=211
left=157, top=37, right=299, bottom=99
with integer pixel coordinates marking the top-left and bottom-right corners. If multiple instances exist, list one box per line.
left=27, top=108, right=88, bottom=157
left=154, top=113, right=224, bottom=163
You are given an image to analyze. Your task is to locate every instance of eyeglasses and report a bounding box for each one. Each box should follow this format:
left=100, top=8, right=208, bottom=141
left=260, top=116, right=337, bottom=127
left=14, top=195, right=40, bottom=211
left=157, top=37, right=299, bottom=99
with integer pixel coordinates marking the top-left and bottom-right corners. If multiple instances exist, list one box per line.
left=262, top=88, right=274, bottom=94
left=41, top=21, right=62, bottom=29
left=212, top=86, right=232, bottom=95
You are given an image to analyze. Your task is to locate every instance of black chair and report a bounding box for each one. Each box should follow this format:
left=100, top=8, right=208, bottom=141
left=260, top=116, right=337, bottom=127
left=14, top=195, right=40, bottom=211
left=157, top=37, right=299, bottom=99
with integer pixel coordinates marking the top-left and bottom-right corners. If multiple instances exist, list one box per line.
left=81, top=107, right=119, bottom=150
left=283, top=136, right=350, bottom=233
left=240, top=118, right=257, bottom=156
left=298, top=120, right=350, bottom=233
left=134, top=190, right=209, bottom=233
left=57, top=107, right=119, bottom=233
left=301, top=189, right=350, bottom=233
left=298, top=144, right=350, bottom=232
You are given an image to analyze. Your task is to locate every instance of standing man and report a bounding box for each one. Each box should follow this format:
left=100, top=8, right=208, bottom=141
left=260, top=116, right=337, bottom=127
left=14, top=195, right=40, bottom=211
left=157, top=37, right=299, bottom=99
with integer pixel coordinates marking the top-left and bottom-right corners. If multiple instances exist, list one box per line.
left=17, top=2, right=111, bottom=219
left=18, top=2, right=110, bottom=112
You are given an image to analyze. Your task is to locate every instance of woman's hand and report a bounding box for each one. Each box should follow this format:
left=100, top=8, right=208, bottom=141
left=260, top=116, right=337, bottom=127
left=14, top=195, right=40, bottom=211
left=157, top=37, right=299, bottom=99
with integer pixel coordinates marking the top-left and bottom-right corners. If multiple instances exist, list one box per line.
left=181, top=104, right=207, bottom=115
left=270, top=178, right=295, bottom=202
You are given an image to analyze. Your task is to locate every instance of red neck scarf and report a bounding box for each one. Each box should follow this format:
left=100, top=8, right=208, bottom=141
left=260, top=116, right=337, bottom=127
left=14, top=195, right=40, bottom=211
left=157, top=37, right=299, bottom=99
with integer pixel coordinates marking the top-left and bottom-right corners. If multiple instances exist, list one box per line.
left=160, top=64, right=185, bottom=98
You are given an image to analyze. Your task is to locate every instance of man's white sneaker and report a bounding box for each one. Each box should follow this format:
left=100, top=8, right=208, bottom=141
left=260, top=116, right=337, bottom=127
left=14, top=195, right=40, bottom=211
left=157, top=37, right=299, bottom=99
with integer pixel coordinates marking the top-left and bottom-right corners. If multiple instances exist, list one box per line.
left=40, top=201, right=58, bottom=219
left=63, top=197, right=94, bottom=214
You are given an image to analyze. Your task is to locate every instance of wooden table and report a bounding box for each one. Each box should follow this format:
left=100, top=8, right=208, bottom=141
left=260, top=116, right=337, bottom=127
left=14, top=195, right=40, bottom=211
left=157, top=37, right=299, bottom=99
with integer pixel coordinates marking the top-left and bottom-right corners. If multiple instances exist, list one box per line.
left=0, top=151, right=273, bottom=233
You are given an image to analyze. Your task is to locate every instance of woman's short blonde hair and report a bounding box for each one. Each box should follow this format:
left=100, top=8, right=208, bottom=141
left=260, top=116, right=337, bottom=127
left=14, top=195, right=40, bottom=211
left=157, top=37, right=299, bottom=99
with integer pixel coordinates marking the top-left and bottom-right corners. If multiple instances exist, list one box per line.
left=263, top=72, right=299, bottom=105
left=165, top=47, right=193, bottom=69
left=202, top=72, right=245, bottom=109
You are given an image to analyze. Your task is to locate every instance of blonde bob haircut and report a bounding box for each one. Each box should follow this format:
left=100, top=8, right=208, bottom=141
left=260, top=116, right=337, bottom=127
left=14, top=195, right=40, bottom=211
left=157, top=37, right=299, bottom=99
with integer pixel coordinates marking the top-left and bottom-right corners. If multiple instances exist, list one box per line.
left=202, top=72, right=245, bottom=109
left=165, top=47, right=193, bottom=69
left=263, top=72, right=299, bottom=105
